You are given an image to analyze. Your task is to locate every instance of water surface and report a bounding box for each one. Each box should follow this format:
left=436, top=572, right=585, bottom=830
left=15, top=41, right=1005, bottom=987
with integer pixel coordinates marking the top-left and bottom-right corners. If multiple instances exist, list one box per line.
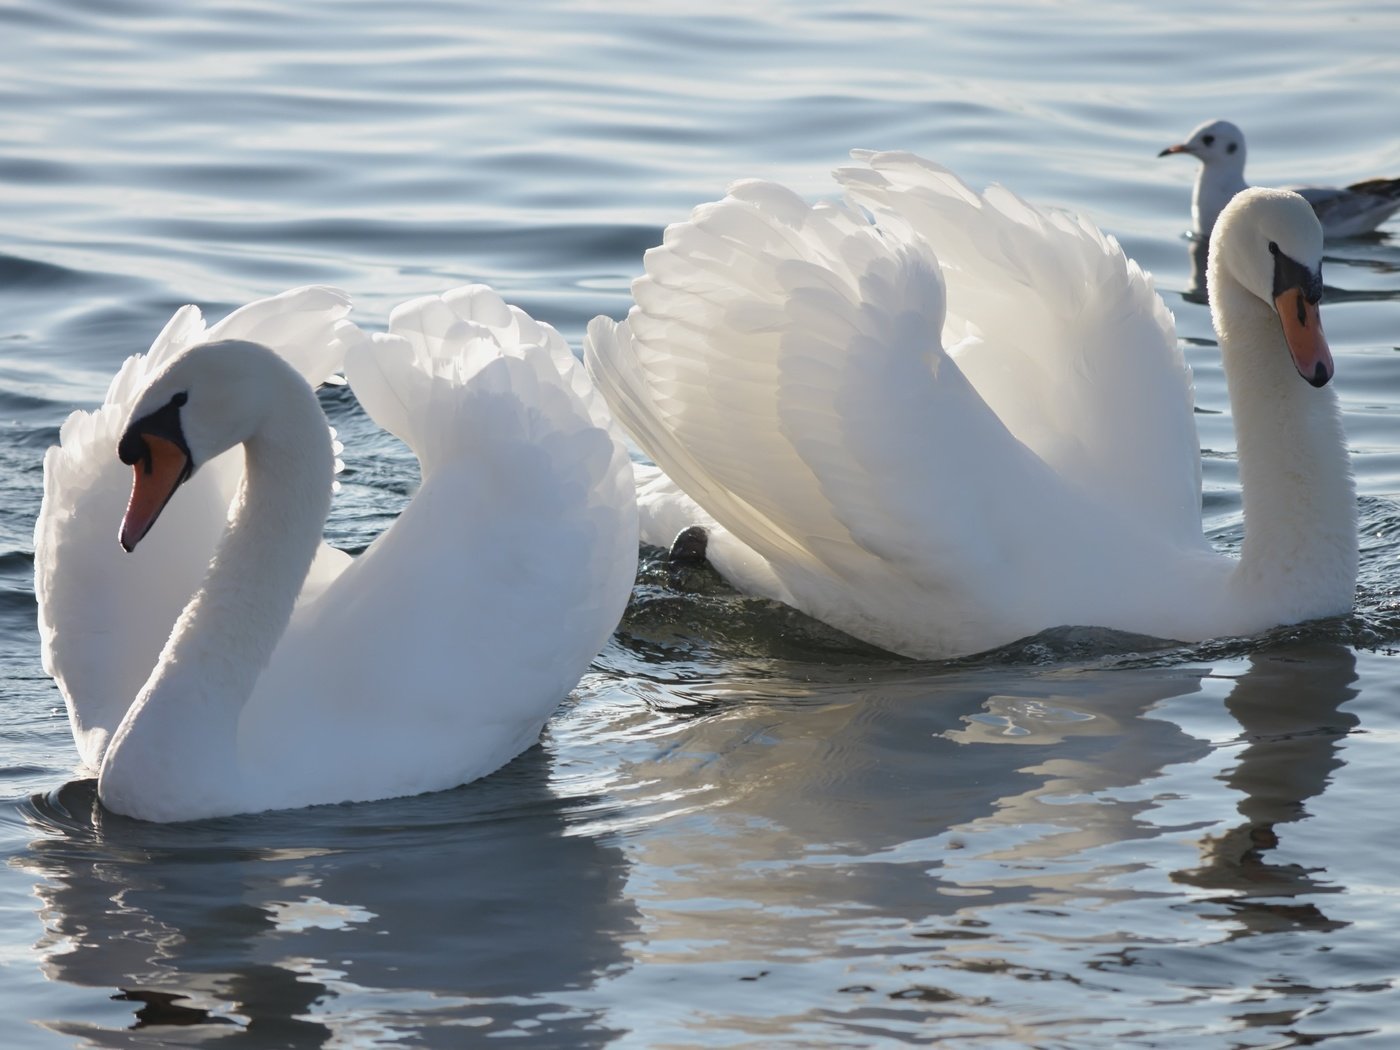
left=4, top=1, right=1400, bottom=1046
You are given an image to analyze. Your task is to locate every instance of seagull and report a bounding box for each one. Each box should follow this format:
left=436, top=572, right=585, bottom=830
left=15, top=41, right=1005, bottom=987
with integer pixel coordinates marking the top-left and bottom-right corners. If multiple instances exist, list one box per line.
left=1160, top=119, right=1400, bottom=239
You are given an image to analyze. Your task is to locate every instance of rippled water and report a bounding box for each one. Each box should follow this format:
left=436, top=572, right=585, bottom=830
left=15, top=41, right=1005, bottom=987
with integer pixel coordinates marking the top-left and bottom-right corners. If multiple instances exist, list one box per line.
left=4, top=1, right=1400, bottom=1046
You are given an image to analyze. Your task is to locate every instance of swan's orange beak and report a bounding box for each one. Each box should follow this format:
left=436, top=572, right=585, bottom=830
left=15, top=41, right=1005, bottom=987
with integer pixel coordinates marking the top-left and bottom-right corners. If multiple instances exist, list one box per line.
left=119, top=434, right=191, bottom=552
left=1274, top=287, right=1333, bottom=388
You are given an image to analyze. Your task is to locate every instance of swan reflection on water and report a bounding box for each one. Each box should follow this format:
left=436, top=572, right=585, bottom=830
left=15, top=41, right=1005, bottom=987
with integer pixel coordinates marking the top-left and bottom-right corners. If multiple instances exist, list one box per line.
left=18, top=742, right=639, bottom=1047
left=635, top=622, right=1371, bottom=1020
left=596, top=642, right=1362, bottom=1038
left=1175, top=642, right=1359, bottom=938
left=14, top=629, right=1367, bottom=1042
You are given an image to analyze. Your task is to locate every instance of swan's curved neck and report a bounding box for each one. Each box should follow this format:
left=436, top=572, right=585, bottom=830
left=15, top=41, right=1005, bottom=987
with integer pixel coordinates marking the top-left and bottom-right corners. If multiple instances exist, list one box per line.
left=166, top=403, right=333, bottom=702
left=1213, top=272, right=1357, bottom=620
left=98, top=357, right=332, bottom=818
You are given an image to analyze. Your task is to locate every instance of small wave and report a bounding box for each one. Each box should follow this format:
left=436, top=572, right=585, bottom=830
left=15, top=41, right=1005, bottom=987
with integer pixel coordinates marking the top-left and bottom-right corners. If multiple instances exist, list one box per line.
left=0, top=253, right=86, bottom=292
left=615, top=528, right=1400, bottom=679
left=615, top=545, right=897, bottom=671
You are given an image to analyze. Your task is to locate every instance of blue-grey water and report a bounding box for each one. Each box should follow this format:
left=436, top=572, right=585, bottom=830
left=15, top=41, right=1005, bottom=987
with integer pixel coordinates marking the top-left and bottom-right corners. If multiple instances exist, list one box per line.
left=4, top=1, right=1400, bottom=1046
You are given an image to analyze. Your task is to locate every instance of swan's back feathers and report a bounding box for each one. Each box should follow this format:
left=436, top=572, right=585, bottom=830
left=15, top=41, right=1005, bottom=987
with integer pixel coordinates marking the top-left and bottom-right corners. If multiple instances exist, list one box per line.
left=343, top=284, right=634, bottom=555
left=593, top=172, right=1053, bottom=648
left=837, top=151, right=1201, bottom=543
left=245, top=288, right=637, bottom=793
left=203, top=285, right=354, bottom=386
left=97, top=286, right=354, bottom=410
left=35, top=286, right=354, bottom=768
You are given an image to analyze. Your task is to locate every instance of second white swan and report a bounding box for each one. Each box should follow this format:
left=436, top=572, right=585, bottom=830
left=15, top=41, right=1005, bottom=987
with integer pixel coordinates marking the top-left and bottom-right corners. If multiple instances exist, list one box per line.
left=586, top=153, right=1356, bottom=660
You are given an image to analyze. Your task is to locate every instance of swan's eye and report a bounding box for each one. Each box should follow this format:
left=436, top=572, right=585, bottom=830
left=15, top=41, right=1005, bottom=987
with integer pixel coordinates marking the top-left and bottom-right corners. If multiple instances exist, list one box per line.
left=119, top=393, right=193, bottom=470
left=1270, top=244, right=1324, bottom=304
left=1202, top=134, right=1215, bottom=147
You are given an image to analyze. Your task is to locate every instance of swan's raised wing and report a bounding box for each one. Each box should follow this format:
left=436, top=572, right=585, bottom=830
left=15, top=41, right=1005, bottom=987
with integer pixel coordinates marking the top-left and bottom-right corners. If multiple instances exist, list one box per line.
left=589, top=179, right=1080, bottom=621
left=589, top=183, right=934, bottom=577
left=203, top=285, right=355, bottom=387
left=245, top=287, right=637, bottom=792
left=587, top=161, right=1210, bottom=655
left=35, top=286, right=354, bottom=768
left=837, top=151, right=1202, bottom=545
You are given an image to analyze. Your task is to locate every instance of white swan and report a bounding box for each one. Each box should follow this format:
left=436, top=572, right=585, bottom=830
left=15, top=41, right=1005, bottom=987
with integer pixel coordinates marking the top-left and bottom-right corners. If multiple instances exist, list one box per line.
left=585, top=153, right=1356, bottom=661
left=35, top=284, right=638, bottom=822
left=1160, top=118, right=1400, bottom=238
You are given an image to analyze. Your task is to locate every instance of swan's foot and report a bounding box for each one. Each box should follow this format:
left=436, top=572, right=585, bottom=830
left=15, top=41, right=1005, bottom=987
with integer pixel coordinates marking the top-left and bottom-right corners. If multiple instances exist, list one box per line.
left=669, top=525, right=709, bottom=563
left=666, top=525, right=710, bottom=589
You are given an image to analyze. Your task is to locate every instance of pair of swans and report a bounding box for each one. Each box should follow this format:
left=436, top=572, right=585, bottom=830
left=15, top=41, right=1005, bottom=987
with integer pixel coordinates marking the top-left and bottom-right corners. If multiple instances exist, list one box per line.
left=37, top=151, right=1356, bottom=822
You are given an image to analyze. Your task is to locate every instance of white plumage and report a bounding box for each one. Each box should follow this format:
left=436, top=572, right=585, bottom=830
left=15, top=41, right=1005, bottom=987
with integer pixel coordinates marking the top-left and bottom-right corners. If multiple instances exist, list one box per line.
left=36, top=285, right=638, bottom=821
left=587, top=153, right=1356, bottom=659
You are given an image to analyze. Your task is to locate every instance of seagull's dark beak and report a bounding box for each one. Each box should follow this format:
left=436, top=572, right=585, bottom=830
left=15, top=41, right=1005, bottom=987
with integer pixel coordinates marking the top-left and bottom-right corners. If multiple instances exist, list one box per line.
left=1158, top=143, right=1192, bottom=158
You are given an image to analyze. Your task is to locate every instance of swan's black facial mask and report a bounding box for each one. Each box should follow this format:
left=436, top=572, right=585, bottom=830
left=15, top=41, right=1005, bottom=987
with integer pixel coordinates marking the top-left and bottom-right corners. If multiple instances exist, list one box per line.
left=1269, top=241, right=1323, bottom=304
left=117, top=391, right=194, bottom=552
left=1267, top=244, right=1333, bottom=388
left=119, top=391, right=191, bottom=471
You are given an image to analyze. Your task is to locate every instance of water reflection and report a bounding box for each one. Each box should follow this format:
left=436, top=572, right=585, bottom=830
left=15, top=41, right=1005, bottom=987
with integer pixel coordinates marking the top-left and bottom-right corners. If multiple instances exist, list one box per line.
left=1184, top=235, right=1210, bottom=305
left=16, top=745, right=638, bottom=1047
left=586, top=636, right=1363, bottom=1041
left=584, top=657, right=1213, bottom=1039
left=7, top=623, right=1376, bottom=1045
left=1320, top=241, right=1400, bottom=305
left=1176, top=642, right=1358, bottom=936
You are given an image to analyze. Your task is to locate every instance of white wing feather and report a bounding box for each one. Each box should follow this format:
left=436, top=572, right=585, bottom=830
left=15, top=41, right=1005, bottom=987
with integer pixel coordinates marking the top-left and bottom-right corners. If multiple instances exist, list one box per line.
left=838, top=151, right=1200, bottom=544
left=588, top=153, right=1205, bottom=656
left=240, top=287, right=638, bottom=793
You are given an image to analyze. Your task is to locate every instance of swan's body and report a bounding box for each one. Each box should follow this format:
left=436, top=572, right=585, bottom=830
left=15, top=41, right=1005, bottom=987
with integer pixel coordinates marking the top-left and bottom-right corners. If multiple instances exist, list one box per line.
left=36, top=285, right=637, bottom=821
left=1161, top=119, right=1400, bottom=238
left=586, top=153, right=1355, bottom=660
